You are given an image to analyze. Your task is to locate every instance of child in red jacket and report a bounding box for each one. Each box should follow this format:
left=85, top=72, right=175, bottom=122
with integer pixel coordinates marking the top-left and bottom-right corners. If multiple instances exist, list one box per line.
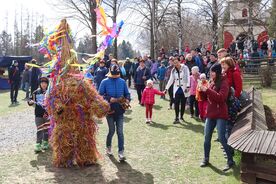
left=196, top=73, right=209, bottom=121
left=142, top=79, right=165, bottom=124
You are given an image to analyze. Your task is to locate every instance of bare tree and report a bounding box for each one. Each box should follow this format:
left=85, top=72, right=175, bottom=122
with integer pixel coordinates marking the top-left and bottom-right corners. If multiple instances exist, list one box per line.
left=102, top=0, right=124, bottom=58
left=195, top=0, right=226, bottom=51
left=52, top=0, right=98, bottom=54
left=129, top=0, right=173, bottom=58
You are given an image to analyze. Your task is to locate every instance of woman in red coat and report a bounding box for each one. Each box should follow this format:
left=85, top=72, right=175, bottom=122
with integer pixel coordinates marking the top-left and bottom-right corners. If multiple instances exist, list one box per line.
left=221, top=56, right=243, bottom=142
left=220, top=57, right=243, bottom=98
left=199, top=64, right=235, bottom=172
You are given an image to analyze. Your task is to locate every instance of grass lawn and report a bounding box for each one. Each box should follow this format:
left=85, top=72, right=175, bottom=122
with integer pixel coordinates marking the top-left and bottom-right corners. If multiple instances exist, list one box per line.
left=0, top=84, right=274, bottom=183
left=0, top=90, right=29, bottom=116
left=0, top=89, right=242, bottom=184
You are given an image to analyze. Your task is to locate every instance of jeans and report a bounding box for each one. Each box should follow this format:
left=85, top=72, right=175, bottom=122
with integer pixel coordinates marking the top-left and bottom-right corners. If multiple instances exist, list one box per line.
left=125, top=73, right=132, bottom=87
left=106, top=114, right=124, bottom=152
left=35, top=117, right=49, bottom=144
left=189, top=95, right=199, bottom=117
left=159, top=80, right=166, bottom=97
left=10, top=82, right=20, bottom=103
left=136, top=84, right=145, bottom=104
left=168, top=85, right=174, bottom=107
left=226, top=122, right=234, bottom=155
left=25, top=82, right=30, bottom=99
left=174, top=93, right=187, bottom=119
left=203, top=118, right=234, bottom=165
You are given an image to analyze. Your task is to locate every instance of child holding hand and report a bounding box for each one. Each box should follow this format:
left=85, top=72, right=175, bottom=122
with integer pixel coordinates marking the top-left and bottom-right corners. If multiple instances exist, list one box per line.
left=196, top=73, right=209, bottom=121
left=142, top=79, right=165, bottom=124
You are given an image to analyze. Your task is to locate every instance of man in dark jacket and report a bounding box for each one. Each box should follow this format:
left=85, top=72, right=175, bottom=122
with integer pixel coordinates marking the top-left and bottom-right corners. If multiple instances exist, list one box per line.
left=30, top=59, right=42, bottom=94
left=134, top=60, right=151, bottom=105
left=124, top=57, right=133, bottom=87
left=94, top=60, right=108, bottom=90
left=105, top=54, right=114, bottom=69
left=22, top=64, right=32, bottom=99
left=8, top=60, right=21, bottom=104
left=206, top=53, right=218, bottom=79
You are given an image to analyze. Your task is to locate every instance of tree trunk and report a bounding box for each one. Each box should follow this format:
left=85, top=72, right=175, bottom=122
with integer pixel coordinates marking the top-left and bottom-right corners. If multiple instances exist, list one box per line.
left=113, top=0, right=118, bottom=59
left=90, top=0, right=97, bottom=54
left=248, top=0, right=254, bottom=41
left=177, top=0, right=182, bottom=55
left=151, top=0, right=156, bottom=59
left=212, top=0, right=218, bottom=51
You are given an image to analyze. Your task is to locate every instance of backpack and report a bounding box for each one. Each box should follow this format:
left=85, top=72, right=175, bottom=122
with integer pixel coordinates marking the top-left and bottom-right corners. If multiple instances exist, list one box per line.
left=227, top=87, right=242, bottom=123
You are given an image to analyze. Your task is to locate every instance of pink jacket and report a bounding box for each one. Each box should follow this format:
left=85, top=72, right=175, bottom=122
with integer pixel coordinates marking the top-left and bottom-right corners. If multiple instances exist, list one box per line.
left=190, top=75, right=199, bottom=96
left=142, top=87, right=165, bottom=105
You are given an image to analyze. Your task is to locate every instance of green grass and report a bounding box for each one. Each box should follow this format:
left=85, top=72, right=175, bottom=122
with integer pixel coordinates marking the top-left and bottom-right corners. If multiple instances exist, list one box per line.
left=0, top=94, right=241, bottom=184
left=1, top=85, right=275, bottom=183
left=243, top=83, right=276, bottom=110
left=0, top=90, right=29, bottom=116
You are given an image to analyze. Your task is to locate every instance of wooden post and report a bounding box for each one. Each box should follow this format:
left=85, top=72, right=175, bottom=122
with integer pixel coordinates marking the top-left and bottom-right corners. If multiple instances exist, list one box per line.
left=241, top=153, right=256, bottom=184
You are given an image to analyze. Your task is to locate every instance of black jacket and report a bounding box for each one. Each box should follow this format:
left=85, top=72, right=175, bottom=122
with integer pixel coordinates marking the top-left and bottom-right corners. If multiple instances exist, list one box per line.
left=8, top=66, right=21, bottom=83
left=124, top=61, right=132, bottom=74
left=29, top=88, right=47, bottom=117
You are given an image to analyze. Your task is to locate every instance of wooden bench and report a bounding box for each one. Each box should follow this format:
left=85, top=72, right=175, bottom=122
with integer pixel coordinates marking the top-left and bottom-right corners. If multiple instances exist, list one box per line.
left=228, top=87, right=276, bottom=184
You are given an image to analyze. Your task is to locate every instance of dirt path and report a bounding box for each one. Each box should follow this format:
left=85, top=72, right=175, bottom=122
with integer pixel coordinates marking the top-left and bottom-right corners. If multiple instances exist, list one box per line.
left=0, top=108, right=36, bottom=154
left=0, top=88, right=137, bottom=154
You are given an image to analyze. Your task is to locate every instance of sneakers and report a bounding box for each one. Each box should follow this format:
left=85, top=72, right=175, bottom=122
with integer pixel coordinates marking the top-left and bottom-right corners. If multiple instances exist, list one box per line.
left=41, top=141, right=49, bottom=150
left=174, top=118, right=180, bottom=124
left=223, top=161, right=235, bottom=172
left=34, top=143, right=42, bottom=153
left=200, top=160, right=209, bottom=167
left=146, top=118, right=152, bottom=124
left=118, top=151, right=126, bottom=162
left=106, top=147, right=113, bottom=156
left=180, top=117, right=184, bottom=122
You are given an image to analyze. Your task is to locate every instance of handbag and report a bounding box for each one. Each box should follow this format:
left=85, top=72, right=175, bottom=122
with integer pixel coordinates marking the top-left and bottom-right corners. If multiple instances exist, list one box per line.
left=239, top=90, right=250, bottom=107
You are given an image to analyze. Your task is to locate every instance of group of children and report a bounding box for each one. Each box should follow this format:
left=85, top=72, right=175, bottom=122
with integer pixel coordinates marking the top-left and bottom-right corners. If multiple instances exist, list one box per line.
left=141, top=66, right=209, bottom=124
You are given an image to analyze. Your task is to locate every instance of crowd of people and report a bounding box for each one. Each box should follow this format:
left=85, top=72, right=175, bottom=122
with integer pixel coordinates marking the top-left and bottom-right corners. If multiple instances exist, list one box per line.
left=8, top=44, right=246, bottom=170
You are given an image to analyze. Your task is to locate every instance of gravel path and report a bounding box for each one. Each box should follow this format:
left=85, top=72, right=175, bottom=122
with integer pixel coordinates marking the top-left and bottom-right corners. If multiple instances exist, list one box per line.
left=0, top=108, right=36, bottom=154
left=0, top=88, right=138, bottom=154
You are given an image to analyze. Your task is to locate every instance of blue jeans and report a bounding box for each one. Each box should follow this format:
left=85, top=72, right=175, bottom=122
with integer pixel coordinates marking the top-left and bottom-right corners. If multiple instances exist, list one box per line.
left=204, top=118, right=234, bottom=165
left=106, top=114, right=124, bottom=152
left=25, top=82, right=30, bottom=99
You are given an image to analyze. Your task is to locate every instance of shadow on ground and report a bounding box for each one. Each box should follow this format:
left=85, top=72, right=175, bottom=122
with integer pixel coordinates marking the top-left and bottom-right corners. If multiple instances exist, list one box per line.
left=30, top=150, right=154, bottom=184
left=149, top=120, right=204, bottom=135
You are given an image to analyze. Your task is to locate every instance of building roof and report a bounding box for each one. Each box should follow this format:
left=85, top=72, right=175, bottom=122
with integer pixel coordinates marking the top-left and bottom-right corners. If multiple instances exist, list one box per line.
left=228, top=87, right=276, bottom=156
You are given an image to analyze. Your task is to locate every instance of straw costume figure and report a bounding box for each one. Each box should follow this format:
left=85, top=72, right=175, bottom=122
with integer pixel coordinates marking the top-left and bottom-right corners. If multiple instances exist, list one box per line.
left=44, top=19, right=110, bottom=167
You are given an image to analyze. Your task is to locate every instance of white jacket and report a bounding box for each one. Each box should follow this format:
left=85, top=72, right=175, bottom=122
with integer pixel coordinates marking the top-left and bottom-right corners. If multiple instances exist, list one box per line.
left=165, top=64, right=190, bottom=98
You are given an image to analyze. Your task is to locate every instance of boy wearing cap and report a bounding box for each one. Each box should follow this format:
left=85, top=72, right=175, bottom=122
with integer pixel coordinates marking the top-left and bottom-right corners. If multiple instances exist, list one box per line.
left=99, top=64, right=131, bottom=161
left=28, top=77, right=50, bottom=153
